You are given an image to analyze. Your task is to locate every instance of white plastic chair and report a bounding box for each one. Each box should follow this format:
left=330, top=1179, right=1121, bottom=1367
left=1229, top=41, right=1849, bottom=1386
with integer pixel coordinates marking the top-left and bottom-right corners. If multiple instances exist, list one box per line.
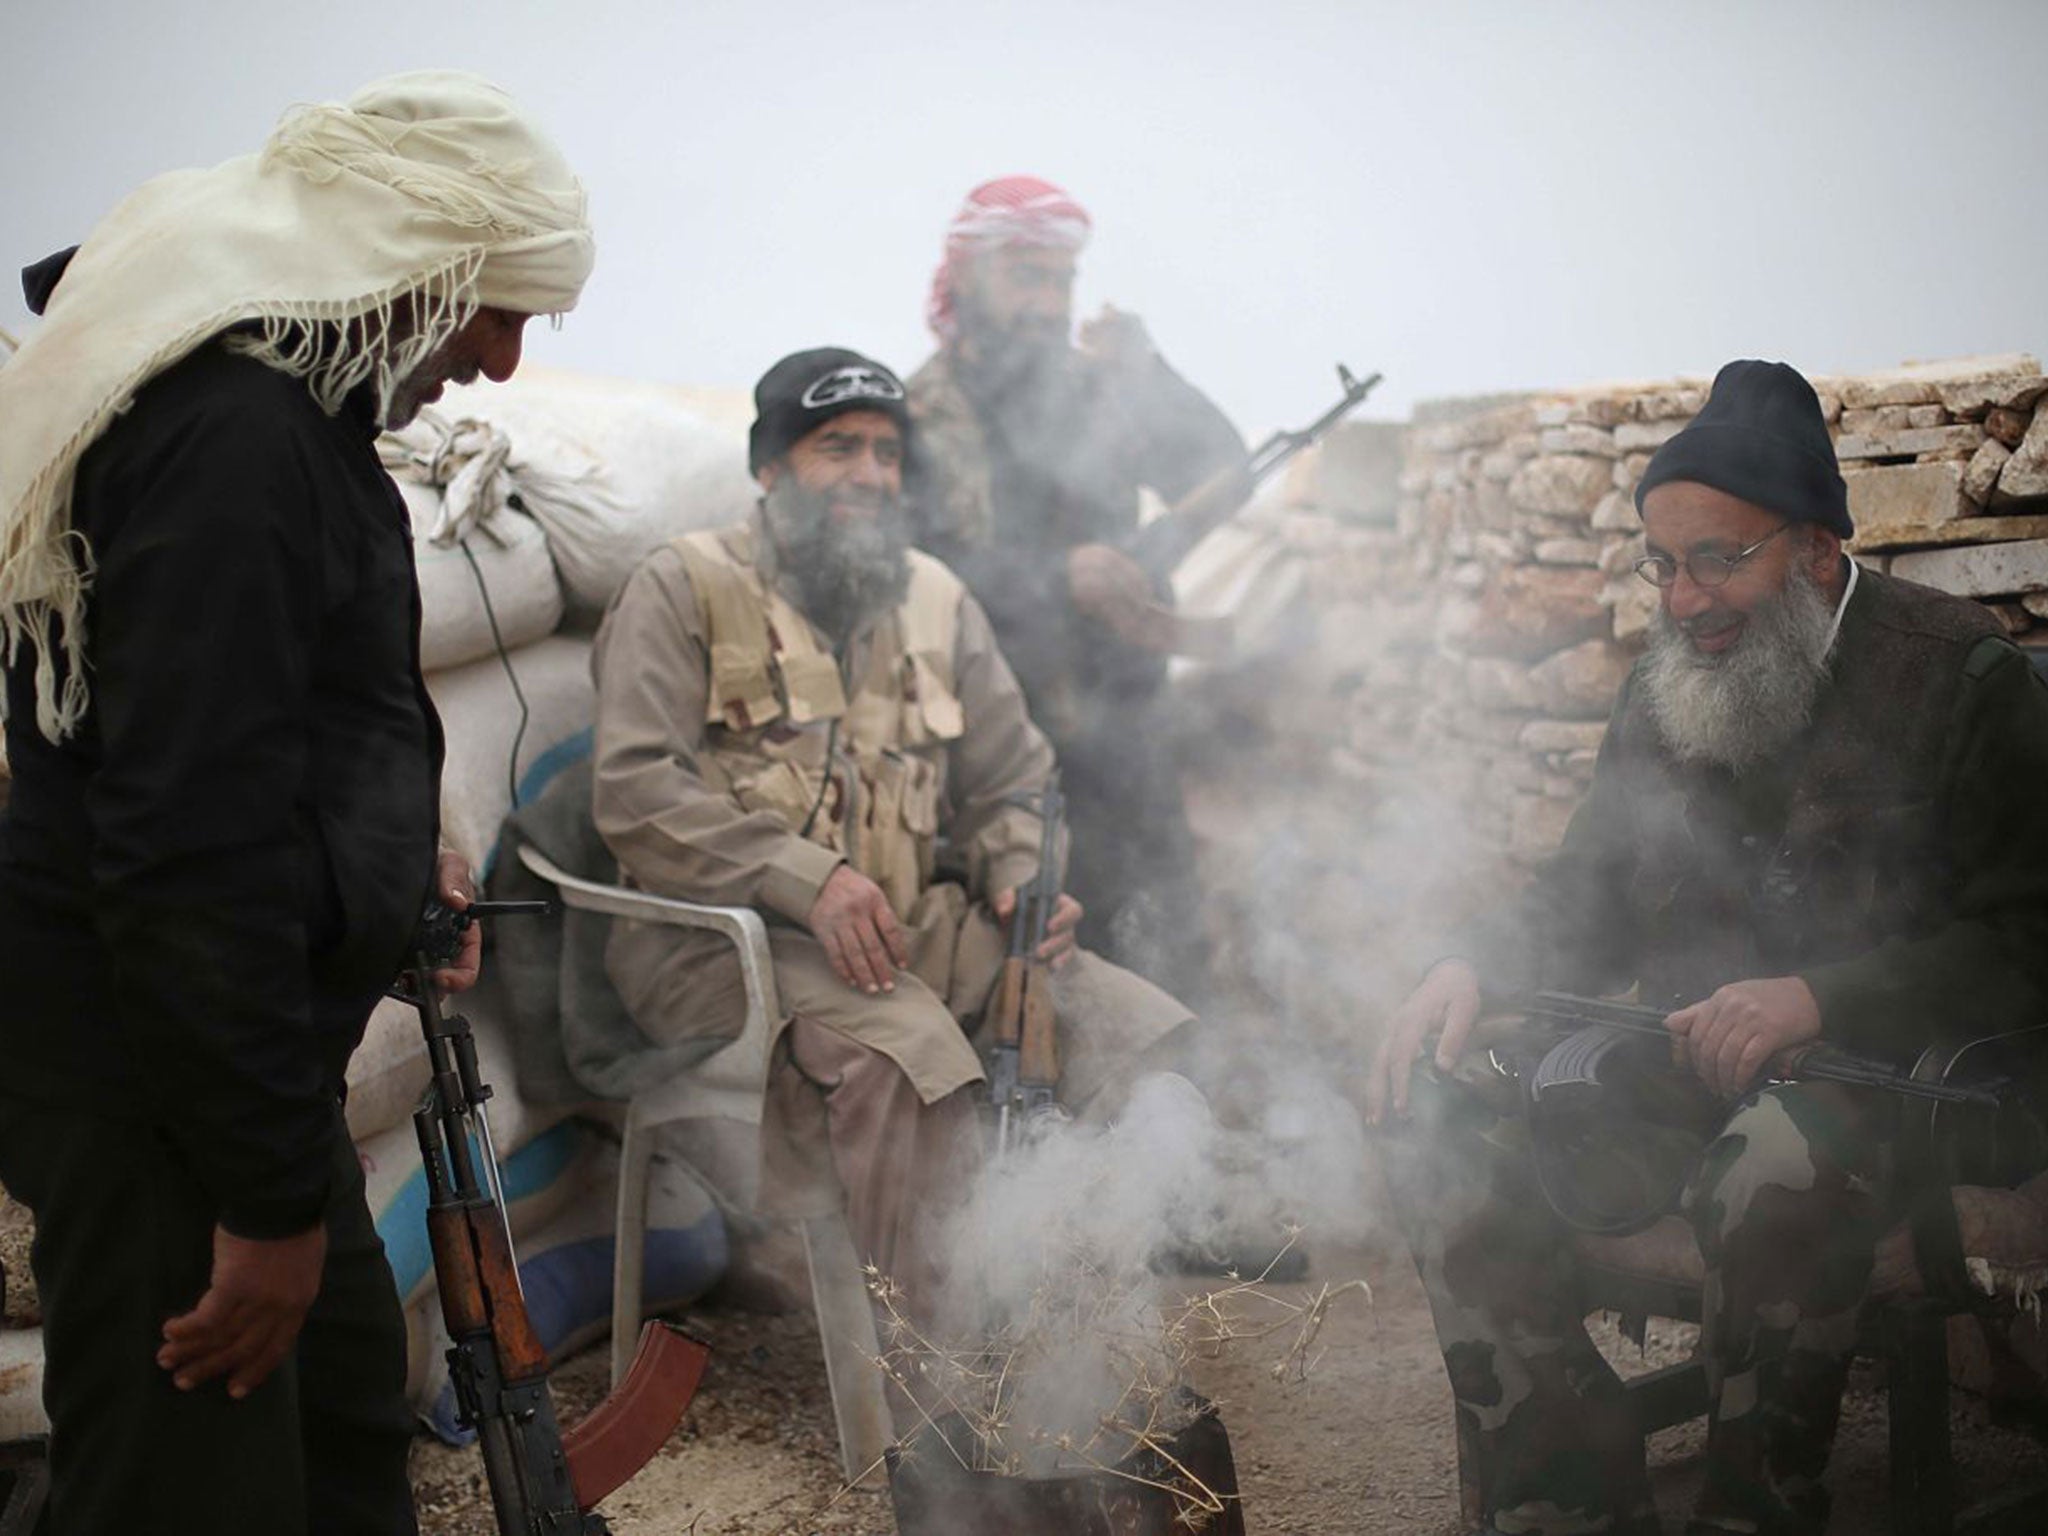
left=513, top=844, right=894, bottom=1485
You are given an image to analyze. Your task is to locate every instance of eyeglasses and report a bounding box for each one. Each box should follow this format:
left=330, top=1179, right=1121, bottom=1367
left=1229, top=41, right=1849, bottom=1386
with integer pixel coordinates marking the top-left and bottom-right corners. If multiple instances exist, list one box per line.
left=1634, top=524, right=1790, bottom=589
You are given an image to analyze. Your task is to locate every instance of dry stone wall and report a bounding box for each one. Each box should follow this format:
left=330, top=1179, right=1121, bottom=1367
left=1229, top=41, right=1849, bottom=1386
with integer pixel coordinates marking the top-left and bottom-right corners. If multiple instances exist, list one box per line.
left=1278, top=353, right=2048, bottom=877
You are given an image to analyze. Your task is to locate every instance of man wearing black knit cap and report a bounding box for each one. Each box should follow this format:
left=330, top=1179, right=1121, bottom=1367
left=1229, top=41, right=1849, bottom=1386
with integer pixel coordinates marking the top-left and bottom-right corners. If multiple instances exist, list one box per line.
left=590, top=346, right=1192, bottom=1342
left=1365, top=359, right=2048, bottom=1534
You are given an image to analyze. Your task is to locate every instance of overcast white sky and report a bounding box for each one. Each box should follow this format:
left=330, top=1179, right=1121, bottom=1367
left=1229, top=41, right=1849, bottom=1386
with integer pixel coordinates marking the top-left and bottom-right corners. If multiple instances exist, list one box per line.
left=7, top=0, right=2045, bottom=434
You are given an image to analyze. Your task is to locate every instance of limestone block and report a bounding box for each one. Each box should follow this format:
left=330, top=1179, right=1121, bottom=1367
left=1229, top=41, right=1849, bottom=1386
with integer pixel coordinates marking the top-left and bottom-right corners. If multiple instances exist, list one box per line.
left=1461, top=565, right=1608, bottom=661
left=1539, top=425, right=1619, bottom=458
left=2021, top=593, right=2048, bottom=620
left=1534, top=538, right=1604, bottom=566
left=1615, top=418, right=1688, bottom=452
left=1508, top=455, right=1612, bottom=517
left=1530, top=638, right=1633, bottom=719
left=1568, top=397, right=1627, bottom=429
left=1612, top=451, right=1653, bottom=493
left=1986, top=407, right=2032, bottom=449
left=1599, top=534, right=1643, bottom=579
left=1479, top=447, right=1523, bottom=481
left=1519, top=719, right=1608, bottom=755
left=1994, top=407, right=2048, bottom=502
left=1602, top=570, right=1658, bottom=644
left=1474, top=477, right=1514, bottom=529
left=1937, top=372, right=2048, bottom=419
left=1474, top=532, right=1519, bottom=565
left=1890, top=538, right=2048, bottom=598
left=1510, top=792, right=1578, bottom=863
left=1839, top=404, right=1947, bottom=435
left=1833, top=424, right=1986, bottom=460
left=1848, top=513, right=2048, bottom=554
left=1627, top=387, right=1707, bottom=422
left=1845, top=461, right=1971, bottom=536
left=1837, top=355, right=2040, bottom=410
left=1591, top=489, right=1639, bottom=531
left=1964, top=440, right=2014, bottom=505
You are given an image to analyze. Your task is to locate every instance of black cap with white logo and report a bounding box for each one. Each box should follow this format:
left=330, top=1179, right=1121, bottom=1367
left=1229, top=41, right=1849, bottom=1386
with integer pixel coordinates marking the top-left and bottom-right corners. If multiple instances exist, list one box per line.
left=748, top=347, right=911, bottom=476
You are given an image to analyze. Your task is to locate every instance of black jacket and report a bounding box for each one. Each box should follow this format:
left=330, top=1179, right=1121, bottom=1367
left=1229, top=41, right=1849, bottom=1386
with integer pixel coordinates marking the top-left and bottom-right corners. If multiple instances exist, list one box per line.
left=0, top=338, right=442, bottom=1237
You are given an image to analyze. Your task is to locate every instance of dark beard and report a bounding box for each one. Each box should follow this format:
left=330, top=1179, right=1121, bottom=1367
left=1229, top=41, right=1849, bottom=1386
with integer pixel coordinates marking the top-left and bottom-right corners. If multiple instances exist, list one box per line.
left=953, top=286, right=1070, bottom=400
left=762, top=479, right=912, bottom=641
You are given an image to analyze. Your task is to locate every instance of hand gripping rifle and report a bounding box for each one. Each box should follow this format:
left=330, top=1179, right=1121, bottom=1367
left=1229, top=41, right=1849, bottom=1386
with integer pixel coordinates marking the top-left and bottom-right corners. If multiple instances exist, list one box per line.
left=1510, top=991, right=2005, bottom=1109
left=1123, top=363, right=1383, bottom=586
left=401, top=899, right=710, bottom=1535
left=987, top=778, right=1065, bottom=1156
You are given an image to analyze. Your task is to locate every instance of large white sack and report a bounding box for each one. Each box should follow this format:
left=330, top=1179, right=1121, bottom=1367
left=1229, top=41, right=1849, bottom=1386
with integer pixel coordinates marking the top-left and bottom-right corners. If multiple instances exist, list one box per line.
left=0, top=1327, right=44, bottom=1439
left=428, top=634, right=596, bottom=873
left=397, top=480, right=563, bottom=672
left=430, top=371, right=757, bottom=619
left=363, top=1102, right=591, bottom=1311
left=344, top=995, right=431, bottom=1142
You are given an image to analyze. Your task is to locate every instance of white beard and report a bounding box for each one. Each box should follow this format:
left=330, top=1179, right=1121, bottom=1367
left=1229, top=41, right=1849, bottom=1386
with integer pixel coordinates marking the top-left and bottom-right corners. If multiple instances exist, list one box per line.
left=1638, top=560, right=1838, bottom=773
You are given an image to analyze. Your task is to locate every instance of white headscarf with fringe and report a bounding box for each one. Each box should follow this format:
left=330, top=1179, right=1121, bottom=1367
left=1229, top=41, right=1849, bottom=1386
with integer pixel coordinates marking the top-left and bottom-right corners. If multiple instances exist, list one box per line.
left=0, top=70, right=595, bottom=741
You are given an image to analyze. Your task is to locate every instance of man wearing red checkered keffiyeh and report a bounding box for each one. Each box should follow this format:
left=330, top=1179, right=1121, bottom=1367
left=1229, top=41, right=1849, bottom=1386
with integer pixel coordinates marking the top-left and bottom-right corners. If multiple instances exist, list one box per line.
left=906, top=175, right=1244, bottom=1007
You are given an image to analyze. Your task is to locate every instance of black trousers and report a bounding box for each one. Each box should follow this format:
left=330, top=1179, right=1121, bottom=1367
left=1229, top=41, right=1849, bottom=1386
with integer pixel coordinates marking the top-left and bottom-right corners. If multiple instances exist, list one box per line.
left=0, top=1095, right=416, bottom=1536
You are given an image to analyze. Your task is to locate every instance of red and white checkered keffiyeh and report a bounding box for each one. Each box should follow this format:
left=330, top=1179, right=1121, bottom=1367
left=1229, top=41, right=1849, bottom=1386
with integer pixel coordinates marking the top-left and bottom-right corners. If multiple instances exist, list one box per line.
left=925, top=175, right=1092, bottom=341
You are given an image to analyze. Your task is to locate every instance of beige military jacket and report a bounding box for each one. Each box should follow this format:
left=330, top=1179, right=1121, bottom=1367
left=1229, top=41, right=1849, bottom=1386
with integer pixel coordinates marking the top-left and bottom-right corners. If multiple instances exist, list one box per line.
left=591, top=514, right=1186, bottom=1106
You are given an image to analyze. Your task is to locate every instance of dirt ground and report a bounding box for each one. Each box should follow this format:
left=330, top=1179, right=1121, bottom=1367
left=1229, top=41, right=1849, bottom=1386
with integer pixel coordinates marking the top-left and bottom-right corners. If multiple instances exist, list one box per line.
left=7, top=1174, right=2046, bottom=1533
left=409, top=1232, right=2048, bottom=1536
left=5, top=1173, right=2046, bottom=1531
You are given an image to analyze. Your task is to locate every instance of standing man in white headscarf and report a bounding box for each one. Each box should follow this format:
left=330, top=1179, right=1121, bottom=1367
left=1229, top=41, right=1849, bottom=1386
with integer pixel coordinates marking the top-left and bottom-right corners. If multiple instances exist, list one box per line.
left=0, top=73, right=592, bottom=1535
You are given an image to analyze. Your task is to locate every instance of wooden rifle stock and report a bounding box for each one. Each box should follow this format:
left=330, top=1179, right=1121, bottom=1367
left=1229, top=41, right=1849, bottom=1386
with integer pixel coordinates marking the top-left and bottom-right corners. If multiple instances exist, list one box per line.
left=990, top=780, right=1065, bottom=1152
left=405, top=903, right=709, bottom=1533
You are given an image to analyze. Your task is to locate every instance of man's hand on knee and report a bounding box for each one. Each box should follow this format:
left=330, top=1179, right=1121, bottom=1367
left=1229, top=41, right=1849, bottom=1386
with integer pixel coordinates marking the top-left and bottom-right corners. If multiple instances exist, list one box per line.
left=157, top=1221, right=327, bottom=1399
left=808, top=864, right=909, bottom=994
left=1366, top=958, right=1481, bottom=1126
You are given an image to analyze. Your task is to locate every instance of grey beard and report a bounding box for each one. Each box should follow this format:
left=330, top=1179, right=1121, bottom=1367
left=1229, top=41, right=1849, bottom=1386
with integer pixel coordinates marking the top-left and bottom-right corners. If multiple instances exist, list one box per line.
left=762, top=480, right=912, bottom=642
left=1639, top=561, right=1839, bottom=773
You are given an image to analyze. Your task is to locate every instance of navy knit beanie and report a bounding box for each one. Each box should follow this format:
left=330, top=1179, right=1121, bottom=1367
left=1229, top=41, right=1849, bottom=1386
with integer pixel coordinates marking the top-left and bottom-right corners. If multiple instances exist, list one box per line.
left=748, top=347, right=911, bottom=477
left=1633, top=360, right=1851, bottom=537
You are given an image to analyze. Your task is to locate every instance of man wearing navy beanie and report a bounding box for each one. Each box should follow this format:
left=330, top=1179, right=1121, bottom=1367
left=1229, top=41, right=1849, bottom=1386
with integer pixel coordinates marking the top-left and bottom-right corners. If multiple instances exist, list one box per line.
left=1372, top=360, right=2048, bottom=1533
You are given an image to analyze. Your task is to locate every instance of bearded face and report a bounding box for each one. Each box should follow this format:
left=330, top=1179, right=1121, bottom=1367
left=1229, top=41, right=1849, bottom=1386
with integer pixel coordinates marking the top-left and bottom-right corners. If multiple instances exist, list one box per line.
left=1639, top=555, right=1839, bottom=773
left=761, top=460, right=912, bottom=642
left=953, top=243, right=1076, bottom=392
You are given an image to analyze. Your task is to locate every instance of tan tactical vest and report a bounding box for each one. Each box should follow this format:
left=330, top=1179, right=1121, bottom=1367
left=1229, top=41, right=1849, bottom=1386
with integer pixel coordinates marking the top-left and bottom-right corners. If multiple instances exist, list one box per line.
left=670, top=525, right=966, bottom=920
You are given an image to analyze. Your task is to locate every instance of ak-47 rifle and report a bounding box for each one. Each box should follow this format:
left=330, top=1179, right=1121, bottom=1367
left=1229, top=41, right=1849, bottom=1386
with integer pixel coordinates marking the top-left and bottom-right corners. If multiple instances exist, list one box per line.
left=402, top=899, right=710, bottom=1536
left=1124, top=363, right=1383, bottom=587
left=987, top=778, right=1065, bottom=1157
left=1510, top=991, right=2004, bottom=1109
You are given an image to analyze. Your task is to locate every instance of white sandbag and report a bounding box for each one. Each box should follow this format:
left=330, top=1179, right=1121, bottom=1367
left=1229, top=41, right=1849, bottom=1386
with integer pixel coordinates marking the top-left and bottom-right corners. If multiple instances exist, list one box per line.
left=428, top=634, right=596, bottom=873
left=431, top=372, right=757, bottom=619
left=0, top=1327, right=45, bottom=1439
left=398, top=480, right=563, bottom=672
left=343, top=995, right=432, bottom=1142
left=362, top=1108, right=592, bottom=1311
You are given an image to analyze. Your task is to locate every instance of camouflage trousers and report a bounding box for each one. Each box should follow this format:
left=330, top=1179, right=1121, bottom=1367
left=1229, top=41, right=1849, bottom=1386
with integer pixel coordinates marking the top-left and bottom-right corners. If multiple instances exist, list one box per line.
left=1380, top=1061, right=1888, bottom=1536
